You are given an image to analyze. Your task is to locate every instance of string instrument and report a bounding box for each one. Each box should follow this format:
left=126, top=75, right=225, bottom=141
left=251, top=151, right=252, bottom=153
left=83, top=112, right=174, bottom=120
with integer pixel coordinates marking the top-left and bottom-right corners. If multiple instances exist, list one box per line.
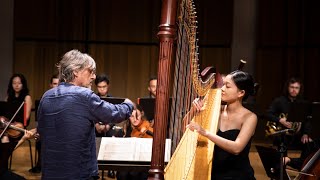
left=294, top=148, right=320, bottom=180
left=131, top=119, right=153, bottom=138
left=0, top=116, right=25, bottom=138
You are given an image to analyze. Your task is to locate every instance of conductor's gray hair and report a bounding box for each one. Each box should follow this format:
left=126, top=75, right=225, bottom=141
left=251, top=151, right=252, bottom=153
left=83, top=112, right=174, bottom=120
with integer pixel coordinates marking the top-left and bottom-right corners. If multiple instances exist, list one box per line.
left=57, top=49, right=96, bottom=83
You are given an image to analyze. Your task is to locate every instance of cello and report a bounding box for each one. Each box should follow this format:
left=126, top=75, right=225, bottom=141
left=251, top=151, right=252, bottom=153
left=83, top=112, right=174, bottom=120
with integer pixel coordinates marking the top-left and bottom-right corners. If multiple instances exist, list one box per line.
left=294, top=148, right=320, bottom=180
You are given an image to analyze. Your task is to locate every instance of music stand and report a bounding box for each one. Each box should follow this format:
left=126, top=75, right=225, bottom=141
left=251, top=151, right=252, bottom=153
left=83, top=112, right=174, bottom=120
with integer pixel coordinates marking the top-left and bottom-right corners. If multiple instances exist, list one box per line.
left=137, top=97, right=172, bottom=121
left=101, top=97, right=125, bottom=104
left=0, top=101, right=24, bottom=123
left=137, top=98, right=155, bottom=121
left=256, top=145, right=290, bottom=180
left=286, top=101, right=311, bottom=123
left=0, top=101, right=25, bottom=138
left=310, top=102, right=320, bottom=138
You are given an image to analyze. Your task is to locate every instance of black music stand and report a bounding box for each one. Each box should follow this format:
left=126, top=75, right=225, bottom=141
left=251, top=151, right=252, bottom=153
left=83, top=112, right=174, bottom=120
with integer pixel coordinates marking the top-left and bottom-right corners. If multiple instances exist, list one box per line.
left=0, top=101, right=24, bottom=124
left=101, top=97, right=125, bottom=104
left=137, top=98, right=156, bottom=121
left=311, top=102, right=320, bottom=138
left=256, top=145, right=290, bottom=180
left=286, top=101, right=311, bottom=123
left=137, top=97, right=173, bottom=121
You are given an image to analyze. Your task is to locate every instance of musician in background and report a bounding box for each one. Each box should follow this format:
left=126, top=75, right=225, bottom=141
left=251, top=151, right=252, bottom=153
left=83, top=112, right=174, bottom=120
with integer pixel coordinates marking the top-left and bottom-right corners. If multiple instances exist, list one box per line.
left=29, top=74, right=60, bottom=173
left=0, top=73, right=33, bottom=179
left=49, top=74, right=59, bottom=88
left=128, top=104, right=153, bottom=138
left=284, top=138, right=320, bottom=170
left=265, top=77, right=312, bottom=149
left=6, top=73, right=32, bottom=127
left=94, top=74, right=112, bottom=137
left=147, top=76, right=157, bottom=98
left=37, top=49, right=134, bottom=180
left=94, top=74, right=121, bottom=178
left=117, top=104, right=151, bottom=180
left=187, top=70, right=257, bottom=180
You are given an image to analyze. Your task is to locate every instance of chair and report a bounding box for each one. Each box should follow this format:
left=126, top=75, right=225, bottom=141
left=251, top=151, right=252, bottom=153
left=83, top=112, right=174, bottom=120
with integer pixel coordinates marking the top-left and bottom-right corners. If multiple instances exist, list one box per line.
left=9, top=139, right=34, bottom=170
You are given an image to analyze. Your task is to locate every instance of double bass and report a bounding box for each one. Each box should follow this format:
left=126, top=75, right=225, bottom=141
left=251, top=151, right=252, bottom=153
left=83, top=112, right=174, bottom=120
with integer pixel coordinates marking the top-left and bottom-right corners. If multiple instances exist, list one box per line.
left=294, top=148, right=320, bottom=180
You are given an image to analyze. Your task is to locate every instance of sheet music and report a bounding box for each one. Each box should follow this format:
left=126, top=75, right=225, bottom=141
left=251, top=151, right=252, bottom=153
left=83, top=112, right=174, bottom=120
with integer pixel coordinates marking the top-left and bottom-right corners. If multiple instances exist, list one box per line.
left=97, top=137, right=171, bottom=162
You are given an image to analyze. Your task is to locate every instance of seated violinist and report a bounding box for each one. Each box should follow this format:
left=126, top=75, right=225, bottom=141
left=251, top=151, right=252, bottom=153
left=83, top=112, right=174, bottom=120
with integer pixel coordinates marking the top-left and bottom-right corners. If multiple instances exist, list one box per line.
left=117, top=105, right=152, bottom=180
left=0, top=116, right=36, bottom=180
left=129, top=104, right=153, bottom=138
left=121, top=104, right=153, bottom=138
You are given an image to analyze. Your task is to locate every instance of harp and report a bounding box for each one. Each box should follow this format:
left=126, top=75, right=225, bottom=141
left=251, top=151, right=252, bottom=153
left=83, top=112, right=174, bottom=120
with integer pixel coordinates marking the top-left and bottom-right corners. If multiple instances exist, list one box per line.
left=163, top=0, right=221, bottom=179
left=148, top=0, right=221, bottom=179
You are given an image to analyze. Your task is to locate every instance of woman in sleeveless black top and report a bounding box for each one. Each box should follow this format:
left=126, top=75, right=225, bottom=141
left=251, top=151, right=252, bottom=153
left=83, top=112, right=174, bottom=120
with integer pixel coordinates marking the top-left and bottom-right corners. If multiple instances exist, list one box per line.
left=187, top=70, right=257, bottom=180
left=0, top=73, right=33, bottom=179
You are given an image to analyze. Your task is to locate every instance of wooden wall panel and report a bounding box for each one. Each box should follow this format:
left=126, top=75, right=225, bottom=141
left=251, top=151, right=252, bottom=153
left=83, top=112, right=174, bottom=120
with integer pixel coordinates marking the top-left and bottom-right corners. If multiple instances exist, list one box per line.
left=12, top=0, right=320, bottom=142
left=14, top=0, right=57, bottom=39
left=257, top=0, right=287, bottom=46
left=89, top=44, right=158, bottom=101
left=304, top=1, right=320, bottom=44
left=89, top=0, right=161, bottom=43
left=14, top=42, right=85, bottom=102
left=197, top=0, right=233, bottom=46
left=199, top=48, right=232, bottom=74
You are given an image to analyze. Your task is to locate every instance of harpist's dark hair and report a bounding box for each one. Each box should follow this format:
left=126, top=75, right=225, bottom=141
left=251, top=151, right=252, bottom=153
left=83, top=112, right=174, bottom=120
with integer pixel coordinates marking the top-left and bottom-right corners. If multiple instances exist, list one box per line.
left=229, top=70, right=254, bottom=101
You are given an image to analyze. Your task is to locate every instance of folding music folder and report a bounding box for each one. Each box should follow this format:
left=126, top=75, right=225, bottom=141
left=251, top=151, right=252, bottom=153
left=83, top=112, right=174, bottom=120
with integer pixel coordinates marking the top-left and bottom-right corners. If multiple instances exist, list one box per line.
left=97, top=137, right=171, bottom=162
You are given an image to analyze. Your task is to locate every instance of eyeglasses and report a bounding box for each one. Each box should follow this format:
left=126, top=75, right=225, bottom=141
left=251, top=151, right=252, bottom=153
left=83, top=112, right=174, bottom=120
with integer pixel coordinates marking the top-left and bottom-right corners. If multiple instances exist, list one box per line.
left=88, top=68, right=96, bottom=75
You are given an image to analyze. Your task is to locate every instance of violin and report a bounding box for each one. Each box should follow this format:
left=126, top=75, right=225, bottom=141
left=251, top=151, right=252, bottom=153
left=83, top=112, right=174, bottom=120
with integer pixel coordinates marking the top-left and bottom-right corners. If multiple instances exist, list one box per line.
left=294, top=148, right=320, bottom=180
left=131, top=119, right=153, bottom=138
left=0, top=116, right=25, bottom=138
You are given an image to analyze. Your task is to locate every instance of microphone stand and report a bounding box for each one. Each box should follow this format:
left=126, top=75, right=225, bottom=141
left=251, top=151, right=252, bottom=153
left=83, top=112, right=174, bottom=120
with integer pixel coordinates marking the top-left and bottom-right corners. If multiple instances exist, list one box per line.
left=269, top=128, right=294, bottom=180
left=278, top=133, right=287, bottom=180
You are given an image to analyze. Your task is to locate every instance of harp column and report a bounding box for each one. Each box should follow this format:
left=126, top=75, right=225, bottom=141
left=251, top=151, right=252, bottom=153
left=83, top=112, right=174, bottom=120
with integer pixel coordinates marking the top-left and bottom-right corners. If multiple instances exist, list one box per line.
left=148, top=0, right=177, bottom=179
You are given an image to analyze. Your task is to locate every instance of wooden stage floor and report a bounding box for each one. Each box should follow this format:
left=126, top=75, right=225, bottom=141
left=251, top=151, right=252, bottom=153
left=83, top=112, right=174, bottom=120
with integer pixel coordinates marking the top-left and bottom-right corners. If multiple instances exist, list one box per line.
left=9, top=140, right=300, bottom=180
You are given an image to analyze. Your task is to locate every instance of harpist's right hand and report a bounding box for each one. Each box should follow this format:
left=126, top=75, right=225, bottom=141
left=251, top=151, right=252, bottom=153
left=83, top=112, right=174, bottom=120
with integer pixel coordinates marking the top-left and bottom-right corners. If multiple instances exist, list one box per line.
left=186, top=121, right=206, bottom=136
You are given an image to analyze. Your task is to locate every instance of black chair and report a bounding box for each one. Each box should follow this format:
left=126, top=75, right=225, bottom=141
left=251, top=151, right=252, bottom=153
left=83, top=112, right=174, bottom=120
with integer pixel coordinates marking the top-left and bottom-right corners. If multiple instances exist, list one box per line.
left=9, top=139, right=34, bottom=170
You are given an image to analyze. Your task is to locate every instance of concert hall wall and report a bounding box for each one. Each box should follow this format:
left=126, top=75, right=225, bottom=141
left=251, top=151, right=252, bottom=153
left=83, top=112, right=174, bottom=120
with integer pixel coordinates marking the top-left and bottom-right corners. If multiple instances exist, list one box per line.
left=11, top=0, right=320, bottom=141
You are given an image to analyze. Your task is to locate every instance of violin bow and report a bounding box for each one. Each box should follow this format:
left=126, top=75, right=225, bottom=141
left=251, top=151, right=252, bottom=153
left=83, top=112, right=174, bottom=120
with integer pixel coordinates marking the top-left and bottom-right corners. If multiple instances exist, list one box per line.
left=0, top=101, right=25, bottom=138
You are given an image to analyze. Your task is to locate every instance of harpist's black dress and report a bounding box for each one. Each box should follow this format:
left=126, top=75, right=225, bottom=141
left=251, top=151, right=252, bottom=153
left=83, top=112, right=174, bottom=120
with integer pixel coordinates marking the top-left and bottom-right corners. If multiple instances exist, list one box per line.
left=211, top=129, right=255, bottom=180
